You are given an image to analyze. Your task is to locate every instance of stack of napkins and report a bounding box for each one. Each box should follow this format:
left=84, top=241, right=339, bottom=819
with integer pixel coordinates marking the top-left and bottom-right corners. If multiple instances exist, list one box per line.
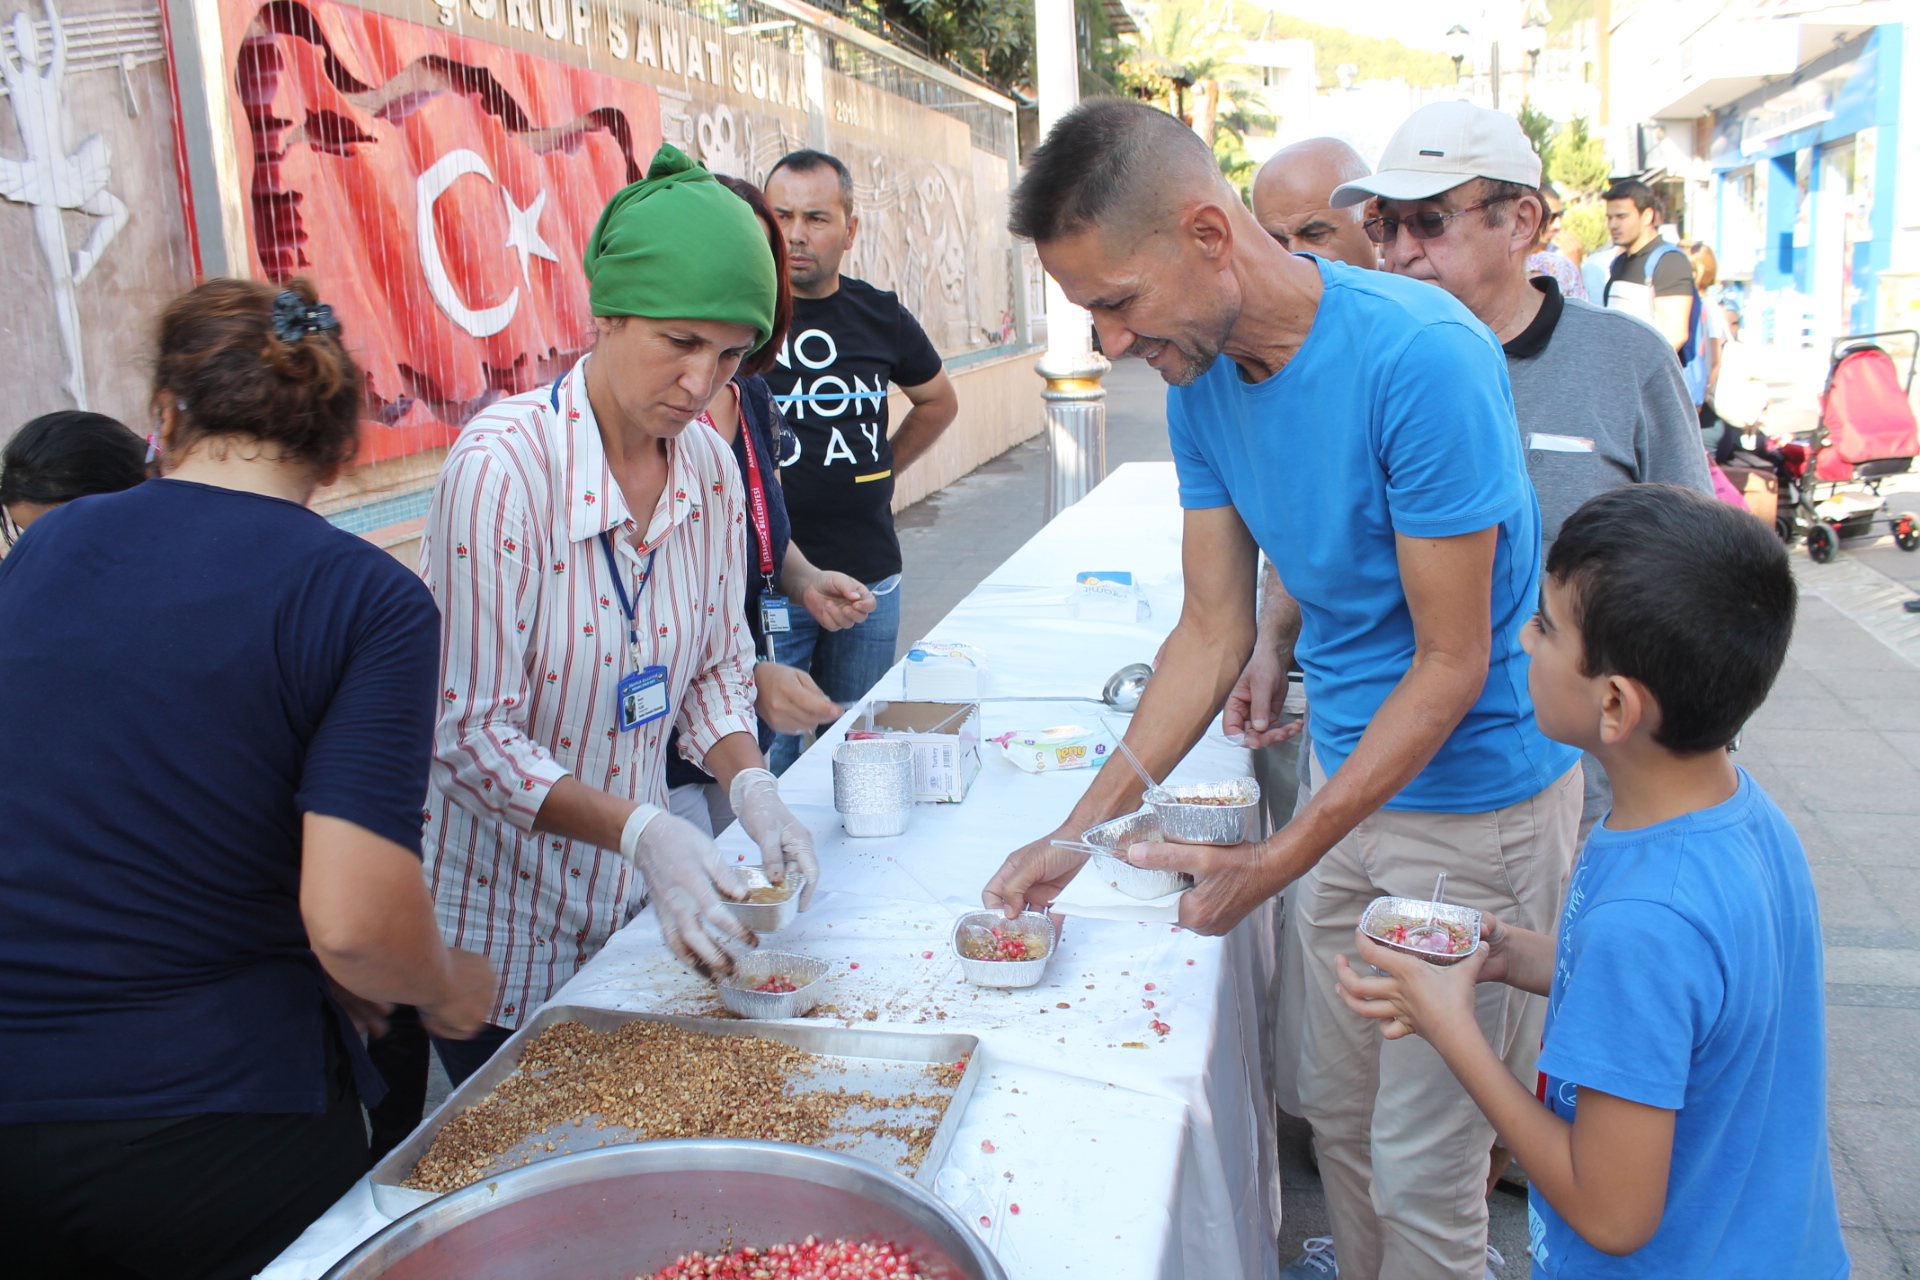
left=901, top=640, right=989, bottom=700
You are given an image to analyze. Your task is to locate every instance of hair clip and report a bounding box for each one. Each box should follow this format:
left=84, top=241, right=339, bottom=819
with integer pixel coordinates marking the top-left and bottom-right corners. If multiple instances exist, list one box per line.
left=270, top=290, right=340, bottom=343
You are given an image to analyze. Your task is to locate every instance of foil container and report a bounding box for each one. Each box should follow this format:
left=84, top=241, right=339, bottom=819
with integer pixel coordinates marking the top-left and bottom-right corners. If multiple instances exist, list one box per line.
left=833, top=739, right=915, bottom=838
left=1144, top=776, right=1260, bottom=845
left=1359, top=896, right=1483, bottom=968
left=716, top=951, right=831, bottom=1018
left=951, top=910, right=1058, bottom=988
left=1082, top=808, right=1192, bottom=900
left=720, top=867, right=804, bottom=935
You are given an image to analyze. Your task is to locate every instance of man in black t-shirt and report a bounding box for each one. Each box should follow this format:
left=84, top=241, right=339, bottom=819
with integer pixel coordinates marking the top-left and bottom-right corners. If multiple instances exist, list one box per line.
left=1602, top=179, right=1697, bottom=356
left=763, top=149, right=959, bottom=772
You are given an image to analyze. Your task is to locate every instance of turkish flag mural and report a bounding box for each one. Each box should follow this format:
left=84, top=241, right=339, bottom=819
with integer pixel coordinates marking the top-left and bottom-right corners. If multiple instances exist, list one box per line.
left=229, top=0, right=662, bottom=462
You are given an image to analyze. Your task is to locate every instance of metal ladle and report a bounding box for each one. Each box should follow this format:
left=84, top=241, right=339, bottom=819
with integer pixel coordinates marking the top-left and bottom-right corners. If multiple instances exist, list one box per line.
left=975, top=662, right=1154, bottom=713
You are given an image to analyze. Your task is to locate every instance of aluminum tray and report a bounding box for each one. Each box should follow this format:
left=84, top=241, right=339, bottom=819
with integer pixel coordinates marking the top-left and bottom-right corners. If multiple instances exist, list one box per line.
left=370, top=1005, right=983, bottom=1219
left=1082, top=808, right=1191, bottom=900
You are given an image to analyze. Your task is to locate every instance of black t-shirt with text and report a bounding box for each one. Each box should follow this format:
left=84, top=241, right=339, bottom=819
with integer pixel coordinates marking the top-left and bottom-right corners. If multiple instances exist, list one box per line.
left=770, top=276, right=943, bottom=584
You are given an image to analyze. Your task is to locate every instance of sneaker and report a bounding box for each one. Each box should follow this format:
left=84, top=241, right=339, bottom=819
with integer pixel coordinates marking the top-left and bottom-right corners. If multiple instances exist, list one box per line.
left=1280, top=1236, right=1337, bottom=1278
left=1484, top=1243, right=1506, bottom=1278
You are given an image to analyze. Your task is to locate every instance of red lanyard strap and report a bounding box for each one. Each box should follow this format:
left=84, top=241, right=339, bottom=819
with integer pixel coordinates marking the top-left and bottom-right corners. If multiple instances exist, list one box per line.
left=737, top=399, right=777, bottom=590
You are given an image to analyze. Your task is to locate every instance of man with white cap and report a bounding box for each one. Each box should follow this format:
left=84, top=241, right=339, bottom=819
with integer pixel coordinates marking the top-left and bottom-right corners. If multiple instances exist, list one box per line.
left=1337, top=101, right=1711, bottom=855
left=980, top=97, right=1580, bottom=1280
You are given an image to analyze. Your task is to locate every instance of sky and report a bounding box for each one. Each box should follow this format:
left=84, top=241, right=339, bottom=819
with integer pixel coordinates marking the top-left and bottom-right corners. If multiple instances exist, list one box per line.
left=1247, top=0, right=1501, bottom=53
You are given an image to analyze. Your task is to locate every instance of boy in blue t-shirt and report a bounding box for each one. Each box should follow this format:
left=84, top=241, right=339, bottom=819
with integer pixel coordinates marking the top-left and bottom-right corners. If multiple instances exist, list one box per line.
left=1335, top=484, right=1847, bottom=1278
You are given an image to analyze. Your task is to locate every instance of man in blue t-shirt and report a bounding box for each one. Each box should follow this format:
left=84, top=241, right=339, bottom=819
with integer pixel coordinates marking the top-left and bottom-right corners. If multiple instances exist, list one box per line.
left=1339, top=485, right=1845, bottom=1280
left=980, top=100, right=1581, bottom=1280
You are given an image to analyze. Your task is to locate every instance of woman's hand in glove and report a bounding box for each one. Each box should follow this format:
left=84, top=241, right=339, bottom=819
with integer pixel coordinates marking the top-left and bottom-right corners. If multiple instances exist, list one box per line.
left=621, top=806, right=755, bottom=978
left=730, top=767, right=819, bottom=909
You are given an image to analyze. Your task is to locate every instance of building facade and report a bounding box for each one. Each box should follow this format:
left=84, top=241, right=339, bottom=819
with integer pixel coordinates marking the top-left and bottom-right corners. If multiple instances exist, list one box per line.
left=1602, top=0, right=1911, bottom=351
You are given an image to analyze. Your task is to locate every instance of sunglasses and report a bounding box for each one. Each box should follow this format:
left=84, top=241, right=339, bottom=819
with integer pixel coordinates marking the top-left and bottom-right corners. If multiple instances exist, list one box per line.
left=1363, top=195, right=1518, bottom=245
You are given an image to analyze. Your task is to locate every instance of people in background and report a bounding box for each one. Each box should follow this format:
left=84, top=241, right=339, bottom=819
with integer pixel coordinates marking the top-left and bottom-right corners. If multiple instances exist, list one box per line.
left=0, top=277, right=495, bottom=1278
left=420, top=145, right=817, bottom=1088
left=1602, top=181, right=1702, bottom=361
left=663, top=173, right=878, bottom=834
left=0, top=409, right=146, bottom=544
left=1339, top=484, right=1845, bottom=1280
left=762, top=149, right=960, bottom=772
left=1527, top=182, right=1587, bottom=301
left=1685, top=241, right=1735, bottom=435
left=985, top=98, right=1580, bottom=1280
left=1250, top=137, right=1378, bottom=270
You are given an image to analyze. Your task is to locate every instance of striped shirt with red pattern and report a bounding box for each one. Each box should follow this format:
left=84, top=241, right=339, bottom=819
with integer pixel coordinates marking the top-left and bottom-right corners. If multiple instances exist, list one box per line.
left=420, top=356, right=757, bottom=1027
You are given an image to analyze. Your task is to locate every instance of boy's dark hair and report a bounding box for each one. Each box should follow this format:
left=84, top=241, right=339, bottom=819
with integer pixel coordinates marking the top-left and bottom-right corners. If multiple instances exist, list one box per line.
left=1548, top=485, right=1795, bottom=754
left=1007, top=98, right=1215, bottom=243
left=765, top=149, right=854, bottom=215
left=1603, top=179, right=1660, bottom=216
left=1, top=411, right=146, bottom=507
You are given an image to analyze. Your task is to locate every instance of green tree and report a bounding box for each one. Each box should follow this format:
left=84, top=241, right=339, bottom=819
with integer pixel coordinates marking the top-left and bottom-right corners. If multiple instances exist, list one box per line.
left=1548, top=114, right=1611, bottom=198
left=1561, top=199, right=1608, bottom=252
left=1517, top=99, right=1555, bottom=166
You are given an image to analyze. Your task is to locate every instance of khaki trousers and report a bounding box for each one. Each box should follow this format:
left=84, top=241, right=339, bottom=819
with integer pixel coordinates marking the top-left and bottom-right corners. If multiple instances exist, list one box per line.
left=1288, top=758, right=1581, bottom=1280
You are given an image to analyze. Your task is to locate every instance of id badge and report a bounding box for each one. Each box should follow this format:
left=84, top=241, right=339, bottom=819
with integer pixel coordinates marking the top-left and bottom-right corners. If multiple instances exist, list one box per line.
left=616, top=664, right=670, bottom=731
left=760, top=594, right=792, bottom=634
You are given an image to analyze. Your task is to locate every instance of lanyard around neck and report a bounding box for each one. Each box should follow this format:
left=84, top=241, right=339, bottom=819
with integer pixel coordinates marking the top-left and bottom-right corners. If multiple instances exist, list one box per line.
left=737, top=398, right=777, bottom=591
left=599, top=532, right=658, bottom=661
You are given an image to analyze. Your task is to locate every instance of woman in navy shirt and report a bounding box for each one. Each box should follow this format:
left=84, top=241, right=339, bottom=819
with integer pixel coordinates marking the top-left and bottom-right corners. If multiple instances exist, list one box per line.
left=0, top=279, right=496, bottom=1279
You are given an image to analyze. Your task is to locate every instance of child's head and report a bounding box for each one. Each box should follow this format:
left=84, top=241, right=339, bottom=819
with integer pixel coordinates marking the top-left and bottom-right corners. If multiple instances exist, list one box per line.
left=1524, top=484, right=1795, bottom=756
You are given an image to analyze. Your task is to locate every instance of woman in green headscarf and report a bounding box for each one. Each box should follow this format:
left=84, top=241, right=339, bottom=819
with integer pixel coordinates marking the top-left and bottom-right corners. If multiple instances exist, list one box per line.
left=416, top=146, right=821, bottom=1082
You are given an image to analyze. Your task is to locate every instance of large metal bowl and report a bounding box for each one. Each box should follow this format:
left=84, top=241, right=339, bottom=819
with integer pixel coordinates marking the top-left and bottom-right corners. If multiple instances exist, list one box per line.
left=327, top=1140, right=1006, bottom=1280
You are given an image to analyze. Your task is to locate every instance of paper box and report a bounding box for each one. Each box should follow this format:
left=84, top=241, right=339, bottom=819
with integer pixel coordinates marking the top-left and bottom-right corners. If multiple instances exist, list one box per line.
left=849, top=701, right=982, bottom=803
left=902, top=641, right=990, bottom=701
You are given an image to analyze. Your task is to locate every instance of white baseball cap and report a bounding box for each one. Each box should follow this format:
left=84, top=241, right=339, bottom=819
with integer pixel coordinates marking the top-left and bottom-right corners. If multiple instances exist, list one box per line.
left=1329, top=101, right=1542, bottom=208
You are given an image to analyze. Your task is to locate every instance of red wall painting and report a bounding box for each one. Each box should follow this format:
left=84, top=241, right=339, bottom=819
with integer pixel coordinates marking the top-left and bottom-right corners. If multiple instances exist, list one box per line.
left=230, top=0, right=662, bottom=462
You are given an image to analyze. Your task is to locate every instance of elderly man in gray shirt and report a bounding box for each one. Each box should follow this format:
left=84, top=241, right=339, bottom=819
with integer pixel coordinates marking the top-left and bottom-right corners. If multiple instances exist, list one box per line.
left=1332, top=101, right=1711, bottom=844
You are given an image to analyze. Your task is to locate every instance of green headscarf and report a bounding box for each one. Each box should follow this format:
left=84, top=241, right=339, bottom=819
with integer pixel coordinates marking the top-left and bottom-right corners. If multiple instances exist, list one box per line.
left=583, top=144, right=777, bottom=348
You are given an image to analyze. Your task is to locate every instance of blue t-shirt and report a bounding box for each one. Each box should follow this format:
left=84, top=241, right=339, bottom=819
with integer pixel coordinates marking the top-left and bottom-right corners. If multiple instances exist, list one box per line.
left=1166, top=256, right=1577, bottom=812
left=0, top=479, right=441, bottom=1124
left=1531, top=769, right=1847, bottom=1279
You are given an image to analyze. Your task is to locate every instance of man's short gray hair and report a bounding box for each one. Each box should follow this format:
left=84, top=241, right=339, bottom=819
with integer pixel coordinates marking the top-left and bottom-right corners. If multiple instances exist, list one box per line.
left=1008, top=99, right=1222, bottom=243
left=1477, top=178, right=1545, bottom=229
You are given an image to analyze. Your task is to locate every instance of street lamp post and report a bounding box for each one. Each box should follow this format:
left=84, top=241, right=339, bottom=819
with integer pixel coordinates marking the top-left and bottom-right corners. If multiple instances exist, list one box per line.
left=1034, top=0, right=1110, bottom=517
left=1445, top=24, right=1470, bottom=84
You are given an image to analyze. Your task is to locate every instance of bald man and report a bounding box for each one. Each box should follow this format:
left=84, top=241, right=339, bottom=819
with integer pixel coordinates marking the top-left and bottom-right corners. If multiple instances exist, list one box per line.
left=1252, top=137, right=1378, bottom=270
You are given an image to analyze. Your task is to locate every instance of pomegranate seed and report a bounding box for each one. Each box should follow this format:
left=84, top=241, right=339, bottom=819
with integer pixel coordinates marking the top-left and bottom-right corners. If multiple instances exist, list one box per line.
left=849, top=962, right=859, bottom=969
left=922, top=951, right=933, bottom=958
left=1144, top=1000, right=1155, bottom=1009
left=979, top=1215, right=991, bottom=1228
left=1144, top=983, right=1156, bottom=991
left=981, top=1139, right=996, bottom=1153
left=1187, top=958, right=1195, bottom=965
left=1009, top=1203, right=1021, bottom=1214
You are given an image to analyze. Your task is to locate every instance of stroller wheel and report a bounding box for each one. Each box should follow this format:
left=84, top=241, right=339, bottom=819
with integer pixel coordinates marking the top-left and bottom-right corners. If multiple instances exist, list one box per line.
left=1895, top=514, right=1919, bottom=552
left=1808, top=523, right=1839, bottom=564
left=1774, top=513, right=1796, bottom=545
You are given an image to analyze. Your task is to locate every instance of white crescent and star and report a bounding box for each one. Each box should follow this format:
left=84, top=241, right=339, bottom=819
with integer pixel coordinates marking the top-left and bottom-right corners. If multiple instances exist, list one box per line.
left=414, top=148, right=558, bottom=339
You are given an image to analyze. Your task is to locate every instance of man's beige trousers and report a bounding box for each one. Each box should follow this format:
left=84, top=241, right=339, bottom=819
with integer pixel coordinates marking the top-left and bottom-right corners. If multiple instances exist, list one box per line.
left=1287, top=758, right=1581, bottom=1280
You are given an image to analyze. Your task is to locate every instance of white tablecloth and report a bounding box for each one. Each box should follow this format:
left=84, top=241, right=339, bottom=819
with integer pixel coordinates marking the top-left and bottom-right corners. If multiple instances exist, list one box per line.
left=262, top=462, right=1281, bottom=1280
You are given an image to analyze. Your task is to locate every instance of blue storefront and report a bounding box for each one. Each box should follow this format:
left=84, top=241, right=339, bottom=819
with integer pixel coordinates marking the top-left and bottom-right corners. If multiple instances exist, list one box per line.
left=1708, top=24, right=1902, bottom=343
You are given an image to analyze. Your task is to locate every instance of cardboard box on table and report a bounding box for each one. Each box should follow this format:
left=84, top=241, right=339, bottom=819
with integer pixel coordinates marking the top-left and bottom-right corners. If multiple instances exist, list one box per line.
left=849, top=701, right=983, bottom=803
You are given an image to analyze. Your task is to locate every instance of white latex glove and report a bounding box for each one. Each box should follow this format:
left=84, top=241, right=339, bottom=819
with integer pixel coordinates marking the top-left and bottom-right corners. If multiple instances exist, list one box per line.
left=729, top=767, right=819, bottom=909
left=621, top=804, right=754, bottom=978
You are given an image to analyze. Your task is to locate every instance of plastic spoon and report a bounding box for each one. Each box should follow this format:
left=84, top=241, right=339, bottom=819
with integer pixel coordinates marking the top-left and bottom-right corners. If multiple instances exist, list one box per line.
left=1098, top=714, right=1163, bottom=797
